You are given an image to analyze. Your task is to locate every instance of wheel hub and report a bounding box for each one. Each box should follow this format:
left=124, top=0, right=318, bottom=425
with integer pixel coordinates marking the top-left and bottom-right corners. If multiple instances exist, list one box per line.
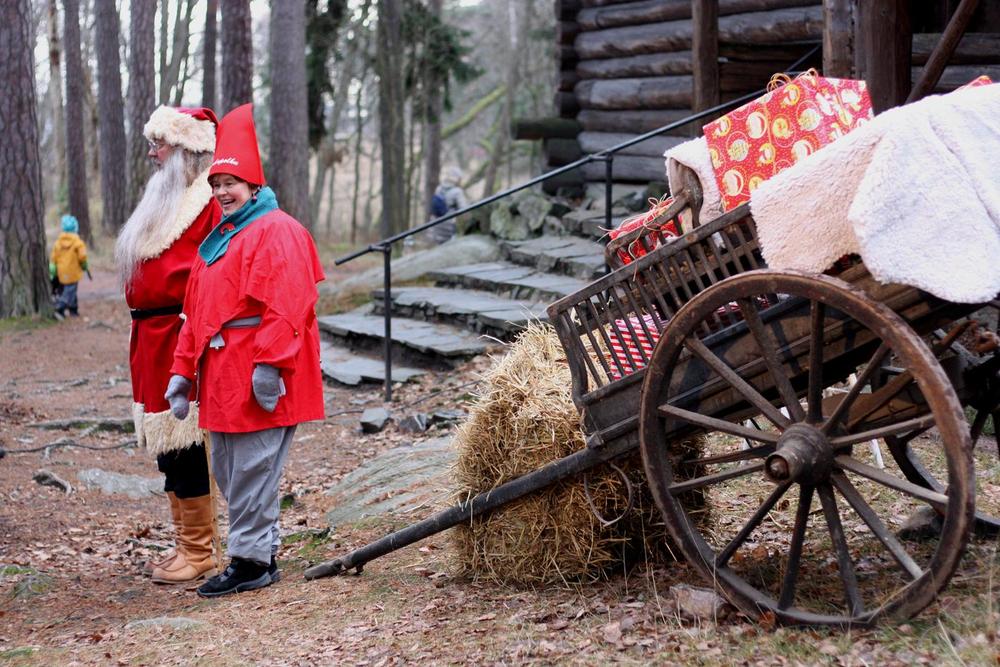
left=765, top=423, right=834, bottom=485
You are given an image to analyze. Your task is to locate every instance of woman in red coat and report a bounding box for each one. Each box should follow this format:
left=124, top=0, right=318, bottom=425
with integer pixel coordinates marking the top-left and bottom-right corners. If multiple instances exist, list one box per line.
left=166, top=104, right=325, bottom=597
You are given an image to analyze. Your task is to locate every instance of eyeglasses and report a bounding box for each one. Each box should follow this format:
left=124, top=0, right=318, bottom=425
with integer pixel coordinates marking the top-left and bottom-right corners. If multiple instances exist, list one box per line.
left=147, top=139, right=167, bottom=151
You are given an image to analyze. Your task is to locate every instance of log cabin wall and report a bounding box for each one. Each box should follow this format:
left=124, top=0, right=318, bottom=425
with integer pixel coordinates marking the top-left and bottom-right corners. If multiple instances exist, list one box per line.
left=549, top=0, right=1000, bottom=194
left=550, top=0, right=823, bottom=191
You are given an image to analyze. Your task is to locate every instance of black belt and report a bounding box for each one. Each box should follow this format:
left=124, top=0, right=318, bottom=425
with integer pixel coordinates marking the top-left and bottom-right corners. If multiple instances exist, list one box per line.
left=130, top=304, right=183, bottom=320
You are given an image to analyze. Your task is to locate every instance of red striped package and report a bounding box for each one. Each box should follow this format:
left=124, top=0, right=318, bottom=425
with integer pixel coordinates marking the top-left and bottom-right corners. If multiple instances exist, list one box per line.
left=607, top=313, right=662, bottom=379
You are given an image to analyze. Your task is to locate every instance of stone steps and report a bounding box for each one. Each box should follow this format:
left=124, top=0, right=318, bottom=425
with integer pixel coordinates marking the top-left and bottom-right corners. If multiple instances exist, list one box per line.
left=559, top=207, right=632, bottom=240
left=318, top=309, right=496, bottom=370
left=499, top=235, right=607, bottom=281
left=372, top=286, right=549, bottom=339
left=320, top=341, right=426, bottom=387
left=426, top=261, right=588, bottom=303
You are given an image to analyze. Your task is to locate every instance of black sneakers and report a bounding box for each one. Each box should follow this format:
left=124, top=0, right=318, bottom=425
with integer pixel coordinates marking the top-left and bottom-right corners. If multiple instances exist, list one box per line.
left=268, top=555, right=280, bottom=584
left=196, top=558, right=271, bottom=598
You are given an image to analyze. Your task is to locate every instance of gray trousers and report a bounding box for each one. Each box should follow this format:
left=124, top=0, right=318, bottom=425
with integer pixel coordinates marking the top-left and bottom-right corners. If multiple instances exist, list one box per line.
left=209, top=426, right=295, bottom=565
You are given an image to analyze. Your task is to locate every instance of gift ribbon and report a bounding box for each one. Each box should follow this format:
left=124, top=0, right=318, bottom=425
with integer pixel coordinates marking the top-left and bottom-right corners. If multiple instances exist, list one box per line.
left=767, top=67, right=820, bottom=92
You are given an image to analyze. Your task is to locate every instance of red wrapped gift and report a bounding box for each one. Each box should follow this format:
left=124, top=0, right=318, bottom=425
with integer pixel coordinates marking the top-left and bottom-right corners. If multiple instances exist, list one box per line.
left=958, top=74, right=993, bottom=90
left=704, top=71, right=873, bottom=211
left=608, top=195, right=680, bottom=265
left=607, top=313, right=661, bottom=379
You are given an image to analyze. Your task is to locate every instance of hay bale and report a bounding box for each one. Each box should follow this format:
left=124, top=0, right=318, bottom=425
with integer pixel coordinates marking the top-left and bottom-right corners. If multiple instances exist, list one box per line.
left=452, top=323, right=705, bottom=585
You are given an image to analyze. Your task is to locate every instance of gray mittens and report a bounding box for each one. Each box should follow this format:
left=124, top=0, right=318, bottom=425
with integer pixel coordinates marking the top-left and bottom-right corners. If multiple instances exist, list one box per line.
left=252, top=364, right=281, bottom=413
left=165, top=375, right=193, bottom=420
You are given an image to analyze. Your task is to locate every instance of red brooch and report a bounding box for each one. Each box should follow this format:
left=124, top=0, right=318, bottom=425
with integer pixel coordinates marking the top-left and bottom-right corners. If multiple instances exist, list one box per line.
left=220, top=223, right=236, bottom=235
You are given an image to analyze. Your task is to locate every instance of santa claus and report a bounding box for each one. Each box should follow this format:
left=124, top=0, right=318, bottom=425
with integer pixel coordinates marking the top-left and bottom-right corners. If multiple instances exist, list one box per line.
left=115, top=106, right=222, bottom=585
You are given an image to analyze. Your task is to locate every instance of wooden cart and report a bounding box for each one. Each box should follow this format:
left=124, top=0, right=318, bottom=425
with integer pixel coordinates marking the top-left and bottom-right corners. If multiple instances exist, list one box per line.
left=308, top=169, right=1000, bottom=628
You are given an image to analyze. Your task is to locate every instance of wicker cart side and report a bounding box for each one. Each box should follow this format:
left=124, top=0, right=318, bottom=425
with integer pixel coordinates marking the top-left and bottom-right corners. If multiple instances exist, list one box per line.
left=548, top=202, right=765, bottom=444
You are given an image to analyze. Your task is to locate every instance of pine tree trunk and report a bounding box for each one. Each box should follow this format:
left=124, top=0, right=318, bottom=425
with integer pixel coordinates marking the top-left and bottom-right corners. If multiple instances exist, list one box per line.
left=0, top=0, right=52, bottom=317
left=269, top=0, right=312, bottom=228
left=126, top=0, right=156, bottom=212
left=376, top=0, right=406, bottom=239
left=350, top=81, right=365, bottom=245
left=221, top=0, right=253, bottom=115
left=94, top=0, right=128, bottom=234
left=46, top=0, right=67, bottom=205
left=202, top=0, right=218, bottom=109
left=62, top=0, right=92, bottom=244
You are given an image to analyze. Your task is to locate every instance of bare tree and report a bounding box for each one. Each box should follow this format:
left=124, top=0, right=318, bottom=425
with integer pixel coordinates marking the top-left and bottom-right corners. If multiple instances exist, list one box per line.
left=126, top=0, right=156, bottom=211
left=45, top=0, right=67, bottom=203
left=269, top=0, right=311, bottom=228
left=422, top=0, right=443, bottom=214
left=376, top=0, right=406, bottom=238
left=0, top=0, right=51, bottom=317
left=94, top=0, right=127, bottom=233
left=159, top=0, right=195, bottom=105
left=62, top=0, right=92, bottom=244
left=202, top=0, right=218, bottom=110
left=221, top=0, right=253, bottom=115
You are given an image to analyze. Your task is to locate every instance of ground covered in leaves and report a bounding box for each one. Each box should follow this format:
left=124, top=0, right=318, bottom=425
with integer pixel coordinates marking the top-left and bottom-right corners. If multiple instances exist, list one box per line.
left=1, top=269, right=999, bottom=666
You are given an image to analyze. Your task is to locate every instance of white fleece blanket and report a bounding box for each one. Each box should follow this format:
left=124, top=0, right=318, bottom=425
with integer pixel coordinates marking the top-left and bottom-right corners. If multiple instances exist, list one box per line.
left=664, top=136, right=725, bottom=224
left=749, top=83, right=1000, bottom=304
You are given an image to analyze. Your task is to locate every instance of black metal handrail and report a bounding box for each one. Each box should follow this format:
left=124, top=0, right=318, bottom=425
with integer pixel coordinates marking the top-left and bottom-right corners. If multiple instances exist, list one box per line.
left=334, top=46, right=821, bottom=401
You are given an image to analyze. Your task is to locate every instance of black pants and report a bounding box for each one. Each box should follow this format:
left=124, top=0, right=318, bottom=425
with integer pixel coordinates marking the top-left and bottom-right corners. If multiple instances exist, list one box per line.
left=157, top=443, right=210, bottom=498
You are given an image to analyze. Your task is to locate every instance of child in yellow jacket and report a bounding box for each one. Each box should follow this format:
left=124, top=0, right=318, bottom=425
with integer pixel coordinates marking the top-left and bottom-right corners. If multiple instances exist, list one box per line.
left=50, top=215, right=88, bottom=319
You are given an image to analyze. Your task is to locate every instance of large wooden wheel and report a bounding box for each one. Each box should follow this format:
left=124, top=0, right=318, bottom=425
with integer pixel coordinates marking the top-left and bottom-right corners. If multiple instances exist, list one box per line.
left=639, top=270, right=975, bottom=627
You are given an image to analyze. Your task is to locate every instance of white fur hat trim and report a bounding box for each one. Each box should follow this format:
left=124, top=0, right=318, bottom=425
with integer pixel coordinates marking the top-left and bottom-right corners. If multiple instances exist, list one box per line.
left=143, top=106, right=216, bottom=154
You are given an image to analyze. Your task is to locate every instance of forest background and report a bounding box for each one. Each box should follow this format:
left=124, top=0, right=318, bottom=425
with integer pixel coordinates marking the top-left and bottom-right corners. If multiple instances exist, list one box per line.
left=0, top=0, right=556, bottom=318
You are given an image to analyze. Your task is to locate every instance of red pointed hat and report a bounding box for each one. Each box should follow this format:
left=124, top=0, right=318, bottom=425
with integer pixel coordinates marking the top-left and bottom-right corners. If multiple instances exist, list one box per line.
left=209, top=103, right=266, bottom=186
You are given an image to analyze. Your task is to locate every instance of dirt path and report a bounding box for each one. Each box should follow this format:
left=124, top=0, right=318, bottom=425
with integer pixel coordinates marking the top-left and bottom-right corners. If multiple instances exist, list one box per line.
left=1, top=270, right=998, bottom=665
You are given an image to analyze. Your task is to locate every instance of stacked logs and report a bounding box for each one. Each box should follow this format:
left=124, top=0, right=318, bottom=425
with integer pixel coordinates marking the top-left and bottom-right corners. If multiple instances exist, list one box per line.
left=549, top=0, right=823, bottom=189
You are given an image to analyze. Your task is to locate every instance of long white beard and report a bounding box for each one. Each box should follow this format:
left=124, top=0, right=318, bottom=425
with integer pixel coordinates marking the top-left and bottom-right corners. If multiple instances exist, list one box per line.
left=115, top=150, right=189, bottom=286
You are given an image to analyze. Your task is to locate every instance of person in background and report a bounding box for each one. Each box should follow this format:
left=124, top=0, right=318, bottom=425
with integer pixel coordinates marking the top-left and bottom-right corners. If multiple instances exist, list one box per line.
left=50, top=215, right=88, bottom=319
left=427, top=166, right=469, bottom=244
left=114, top=106, right=223, bottom=585
left=165, top=104, right=326, bottom=597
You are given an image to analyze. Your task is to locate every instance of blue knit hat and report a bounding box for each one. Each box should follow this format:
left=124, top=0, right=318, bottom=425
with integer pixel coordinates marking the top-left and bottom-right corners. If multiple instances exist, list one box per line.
left=61, top=215, right=79, bottom=233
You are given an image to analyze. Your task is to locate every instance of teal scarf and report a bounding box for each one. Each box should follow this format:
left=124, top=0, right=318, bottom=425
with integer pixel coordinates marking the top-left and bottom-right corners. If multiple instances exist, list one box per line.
left=199, top=186, right=279, bottom=265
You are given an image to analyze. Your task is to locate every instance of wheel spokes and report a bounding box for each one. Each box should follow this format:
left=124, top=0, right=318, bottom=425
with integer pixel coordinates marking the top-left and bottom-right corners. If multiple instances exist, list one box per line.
left=830, top=472, right=923, bottom=580
left=658, top=403, right=780, bottom=444
left=821, top=343, right=890, bottom=434
left=834, top=455, right=948, bottom=510
left=683, top=443, right=773, bottom=467
left=684, top=336, right=791, bottom=429
left=715, top=480, right=793, bottom=567
left=807, top=301, right=826, bottom=423
left=778, top=484, right=814, bottom=610
left=737, top=298, right=805, bottom=422
left=817, top=483, right=864, bottom=617
left=669, top=462, right=765, bottom=495
left=829, top=414, right=936, bottom=447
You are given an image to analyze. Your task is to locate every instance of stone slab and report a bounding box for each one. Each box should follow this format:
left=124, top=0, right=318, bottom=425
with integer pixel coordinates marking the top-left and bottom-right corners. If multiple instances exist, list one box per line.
left=320, top=343, right=424, bottom=386
left=324, top=436, right=455, bottom=527
left=427, top=261, right=587, bottom=302
left=501, top=236, right=607, bottom=279
left=318, top=312, right=491, bottom=358
left=374, top=287, right=549, bottom=329
left=76, top=468, right=161, bottom=499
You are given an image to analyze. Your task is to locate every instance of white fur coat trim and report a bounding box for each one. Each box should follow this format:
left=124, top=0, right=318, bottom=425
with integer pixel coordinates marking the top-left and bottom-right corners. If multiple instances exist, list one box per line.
left=135, top=167, right=213, bottom=261
left=749, top=84, right=1000, bottom=304
left=144, top=106, right=216, bottom=154
left=132, top=401, right=205, bottom=457
left=664, top=136, right=725, bottom=224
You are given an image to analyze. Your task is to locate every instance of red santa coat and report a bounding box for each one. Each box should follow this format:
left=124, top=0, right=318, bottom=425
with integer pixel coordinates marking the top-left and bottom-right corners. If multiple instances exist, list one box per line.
left=127, top=171, right=221, bottom=456
left=171, top=208, right=326, bottom=433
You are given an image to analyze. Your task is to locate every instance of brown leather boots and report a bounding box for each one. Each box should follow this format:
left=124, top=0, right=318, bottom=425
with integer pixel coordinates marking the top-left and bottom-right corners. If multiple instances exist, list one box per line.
left=150, top=493, right=219, bottom=584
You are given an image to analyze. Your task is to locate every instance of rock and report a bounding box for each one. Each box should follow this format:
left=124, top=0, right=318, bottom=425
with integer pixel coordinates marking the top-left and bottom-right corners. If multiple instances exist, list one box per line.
left=515, top=191, right=552, bottom=232
left=667, top=584, right=732, bottom=622
left=542, top=215, right=566, bottom=236
left=398, top=413, right=429, bottom=434
left=12, top=572, right=54, bottom=599
left=319, top=234, right=500, bottom=301
left=76, top=468, right=161, bottom=499
left=33, top=469, right=73, bottom=494
left=125, top=617, right=207, bottom=632
left=490, top=204, right=530, bottom=241
left=360, top=407, right=390, bottom=434
left=897, top=505, right=943, bottom=540
left=615, top=190, right=647, bottom=213
left=430, top=410, right=466, bottom=426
